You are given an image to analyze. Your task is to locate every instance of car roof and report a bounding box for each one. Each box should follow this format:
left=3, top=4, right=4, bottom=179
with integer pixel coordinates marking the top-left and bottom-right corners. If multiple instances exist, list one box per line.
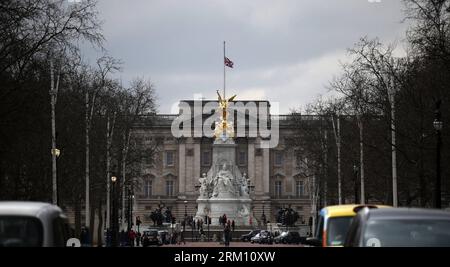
left=321, top=204, right=390, bottom=218
left=365, top=208, right=450, bottom=220
left=0, top=201, right=62, bottom=218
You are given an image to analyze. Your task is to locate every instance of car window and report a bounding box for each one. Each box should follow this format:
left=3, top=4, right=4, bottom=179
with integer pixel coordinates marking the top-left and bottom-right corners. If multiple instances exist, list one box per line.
left=316, top=216, right=324, bottom=242
left=327, top=216, right=353, bottom=246
left=344, top=213, right=362, bottom=247
left=363, top=219, right=450, bottom=247
left=53, top=216, right=69, bottom=247
left=0, top=216, right=43, bottom=247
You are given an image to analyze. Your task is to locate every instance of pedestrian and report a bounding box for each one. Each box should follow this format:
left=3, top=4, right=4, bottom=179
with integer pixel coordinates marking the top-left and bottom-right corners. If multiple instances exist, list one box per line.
left=142, top=232, right=149, bottom=247
left=223, top=224, right=231, bottom=247
left=223, top=214, right=227, bottom=227
left=80, top=227, right=87, bottom=247
left=180, top=229, right=186, bottom=245
left=136, top=231, right=141, bottom=247
left=105, top=228, right=112, bottom=247
left=231, top=220, right=235, bottom=232
left=119, top=230, right=126, bottom=247
left=172, top=231, right=178, bottom=244
left=128, top=229, right=136, bottom=247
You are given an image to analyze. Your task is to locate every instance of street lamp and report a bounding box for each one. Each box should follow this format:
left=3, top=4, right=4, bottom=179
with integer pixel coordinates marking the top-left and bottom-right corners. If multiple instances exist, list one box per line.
left=353, top=163, right=358, bottom=204
left=111, top=176, right=118, bottom=247
left=126, top=187, right=134, bottom=231
left=434, top=100, right=443, bottom=209
left=206, top=210, right=211, bottom=242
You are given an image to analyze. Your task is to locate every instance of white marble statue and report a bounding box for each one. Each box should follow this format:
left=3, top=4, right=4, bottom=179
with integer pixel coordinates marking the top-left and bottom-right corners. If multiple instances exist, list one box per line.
left=240, top=175, right=250, bottom=198
left=199, top=173, right=208, bottom=198
left=212, top=163, right=234, bottom=198
left=238, top=205, right=250, bottom=217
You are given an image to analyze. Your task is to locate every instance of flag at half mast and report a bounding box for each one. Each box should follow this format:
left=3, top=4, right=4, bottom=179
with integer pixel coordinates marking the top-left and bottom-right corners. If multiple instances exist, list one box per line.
left=224, top=57, right=234, bottom=68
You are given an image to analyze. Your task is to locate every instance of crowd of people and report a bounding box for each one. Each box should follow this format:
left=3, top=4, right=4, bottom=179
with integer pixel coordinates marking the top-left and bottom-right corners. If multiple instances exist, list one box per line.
left=98, top=213, right=239, bottom=247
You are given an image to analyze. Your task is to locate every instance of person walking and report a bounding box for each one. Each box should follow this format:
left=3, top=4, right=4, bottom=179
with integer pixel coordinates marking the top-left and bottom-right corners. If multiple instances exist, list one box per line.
left=136, top=231, right=141, bottom=247
left=224, top=224, right=231, bottom=247
left=180, top=229, right=186, bottom=245
left=128, top=229, right=136, bottom=247
left=142, top=232, right=149, bottom=247
left=119, top=230, right=125, bottom=247
left=231, top=220, right=235, bottom=232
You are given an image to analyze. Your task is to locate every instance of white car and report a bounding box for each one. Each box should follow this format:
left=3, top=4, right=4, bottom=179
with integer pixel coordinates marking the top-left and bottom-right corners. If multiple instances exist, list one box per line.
left=0, top=201, right=71, bottom=247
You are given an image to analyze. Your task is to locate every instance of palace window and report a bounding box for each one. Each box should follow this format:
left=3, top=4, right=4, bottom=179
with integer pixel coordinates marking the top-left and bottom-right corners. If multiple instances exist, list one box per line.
left=296, top=180, right=305, bottom=197
left=166, top=180, right=174, bottom=197
left=274, top=151, right=283, bottom=166
left=238, top=151, right=247, bottom=166
left=295, top=153, right=307, bottom=170
left=275, top=181, right=282, bottom=198
left=165, top=151, right=174, bottom=167
left=201, top=151, right=211, bottom=166
left=143, top=180, right=152, bottom=198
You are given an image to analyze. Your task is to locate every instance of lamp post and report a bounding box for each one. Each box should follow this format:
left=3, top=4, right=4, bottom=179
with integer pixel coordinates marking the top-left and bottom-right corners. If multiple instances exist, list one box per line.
left=128, top=190, right=134, bottom=231
left=353, top=163, right=358, bottom=204
left=206, top=210, right=210, bottom=242
left=434, top=100, right=443, bottom=209
left=51, top=148, right=61, bottom=205
left=248, top=181, right=255, bottom=228
left=111, top=176, right=118, bottom=247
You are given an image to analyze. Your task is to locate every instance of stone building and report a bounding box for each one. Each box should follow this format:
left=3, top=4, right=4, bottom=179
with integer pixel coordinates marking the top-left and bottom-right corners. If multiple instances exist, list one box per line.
left=131, top=100, right=313, bottom=228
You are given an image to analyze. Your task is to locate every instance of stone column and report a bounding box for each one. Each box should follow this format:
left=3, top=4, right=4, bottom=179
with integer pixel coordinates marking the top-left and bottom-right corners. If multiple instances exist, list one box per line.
left=263, top=148, right=270, bottom=196
left=248, top=140, right=255, bottom=187
left=193, top=141, right=201, bottom=194
left=178, top=141, right=186, bottom=198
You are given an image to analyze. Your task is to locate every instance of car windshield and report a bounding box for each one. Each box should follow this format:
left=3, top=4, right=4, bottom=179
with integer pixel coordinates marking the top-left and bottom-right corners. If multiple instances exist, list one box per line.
left=0, top=216, right=43, bottom=247
left=363, top=219, right=450, bottom=247
left=327, top=216, right=353, bottom=246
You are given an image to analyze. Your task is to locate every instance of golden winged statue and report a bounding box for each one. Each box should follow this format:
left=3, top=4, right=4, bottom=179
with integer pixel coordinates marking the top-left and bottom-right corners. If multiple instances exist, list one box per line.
left=215, top=90, right=237, bottom=140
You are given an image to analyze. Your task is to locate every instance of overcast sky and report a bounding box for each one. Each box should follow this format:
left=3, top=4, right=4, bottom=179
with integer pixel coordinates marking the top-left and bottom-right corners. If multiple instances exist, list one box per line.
left=83, top=0, right=410, bottom=114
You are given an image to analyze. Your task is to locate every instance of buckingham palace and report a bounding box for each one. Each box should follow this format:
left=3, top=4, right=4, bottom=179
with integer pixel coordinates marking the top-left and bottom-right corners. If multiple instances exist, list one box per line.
left=130, top=99, right=313, bottom=228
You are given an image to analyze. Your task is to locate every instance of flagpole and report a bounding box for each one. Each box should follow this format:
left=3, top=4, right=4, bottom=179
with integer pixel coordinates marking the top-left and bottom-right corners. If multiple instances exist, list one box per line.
left=223, top=41, right=226, bottom=98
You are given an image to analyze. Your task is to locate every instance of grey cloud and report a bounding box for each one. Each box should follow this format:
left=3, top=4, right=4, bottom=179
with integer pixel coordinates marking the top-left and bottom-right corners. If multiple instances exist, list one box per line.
left=83, top=0, right=410, bottom=113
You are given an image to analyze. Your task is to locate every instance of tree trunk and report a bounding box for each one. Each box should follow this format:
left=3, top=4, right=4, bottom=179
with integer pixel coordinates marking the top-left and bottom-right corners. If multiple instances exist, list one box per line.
left=106, top=111, right=116, bottom=229
left=358, top=115, right=365, bottom=204
left=89, top=203, right=95, bottom=245
left=106, top=115, right=111, bottom=229
left=75, top=198, right=81, bottom=238
left=50, top=60, right=57, bottom=205
left=336, top=116, right=342, bottom=204
left=85, top=91, right=90, bottom=228
left=323, top=129, right=328, bottom=207
left=97, top=199, right=103, bottom=247
left=389, top=85, right=398, bottom=207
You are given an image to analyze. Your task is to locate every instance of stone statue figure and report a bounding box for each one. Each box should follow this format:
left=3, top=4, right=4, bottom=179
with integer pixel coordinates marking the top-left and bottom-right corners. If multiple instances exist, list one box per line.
left=238, top=205, right=249, bottom=217
left=199, top=173, right=208, bottom=198
left=240, top=173, right=250, bottom=197
left=212, top=163, right=234, bottom=198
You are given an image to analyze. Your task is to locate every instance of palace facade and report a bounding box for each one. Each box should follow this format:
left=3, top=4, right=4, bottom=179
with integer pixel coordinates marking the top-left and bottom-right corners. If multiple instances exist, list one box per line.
left=131, top=100, right=313, bottom=227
